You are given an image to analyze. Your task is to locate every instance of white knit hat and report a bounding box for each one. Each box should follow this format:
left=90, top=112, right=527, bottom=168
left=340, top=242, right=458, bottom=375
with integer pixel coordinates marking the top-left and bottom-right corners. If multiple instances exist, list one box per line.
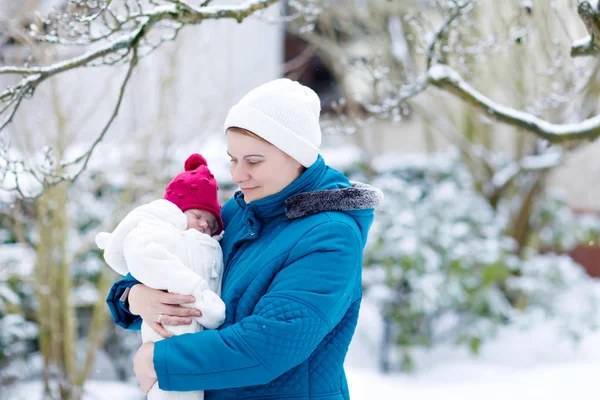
left=223, top=78, right=322, bottom=168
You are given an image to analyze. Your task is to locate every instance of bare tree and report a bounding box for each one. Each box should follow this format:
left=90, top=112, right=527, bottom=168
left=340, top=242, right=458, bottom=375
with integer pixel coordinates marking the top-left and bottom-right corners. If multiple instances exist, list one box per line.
left=571, top=0, right=600, bottom=56
left=285, top=0, right=600, bottom=249
left=293, top=1, right=600, bottom=139
left=0, top=0, right=279, bottom=199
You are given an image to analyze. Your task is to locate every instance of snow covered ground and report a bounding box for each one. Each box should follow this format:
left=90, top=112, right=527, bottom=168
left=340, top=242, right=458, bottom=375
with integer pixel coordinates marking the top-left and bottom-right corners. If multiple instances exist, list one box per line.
left=348, top=362, right=599, bottom=400
left=8, top=308, right=600, bottom=400
left=347, top=324, right=600, bottom=399
left=4, top=380, right=144, bottom=400
left=346, top=293, right=600, bottom=400
left=8, top=362, right=600, bottom=400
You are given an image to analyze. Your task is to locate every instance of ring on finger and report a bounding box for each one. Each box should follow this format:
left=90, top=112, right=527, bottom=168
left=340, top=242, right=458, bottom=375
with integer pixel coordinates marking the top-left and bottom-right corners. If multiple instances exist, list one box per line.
left=157, top=314, right=164, bottom=324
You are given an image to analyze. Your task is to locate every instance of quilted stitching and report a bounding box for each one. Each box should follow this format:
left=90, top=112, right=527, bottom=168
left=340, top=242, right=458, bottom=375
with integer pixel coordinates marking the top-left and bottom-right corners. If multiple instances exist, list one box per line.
left=234, top=302, right=359, bottom=398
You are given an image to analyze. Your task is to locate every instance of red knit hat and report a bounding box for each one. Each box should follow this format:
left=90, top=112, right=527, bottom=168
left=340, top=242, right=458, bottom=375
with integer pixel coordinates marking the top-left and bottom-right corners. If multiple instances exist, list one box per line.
left=164, top=154, right=224, bottom=235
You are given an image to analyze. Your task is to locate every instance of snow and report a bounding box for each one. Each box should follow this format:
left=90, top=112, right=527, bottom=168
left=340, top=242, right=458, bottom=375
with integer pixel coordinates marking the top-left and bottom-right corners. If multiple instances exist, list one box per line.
left=339, top=265, right=600, bottom=399
left=0, top=314, right=38, bottom=350
left=387, top=16, right=411, bottom=67
left=427, top=64, right=600, bottom=138
left=0, top=283, right=19, bottom=305
left=347, top=363, right=599, bottom=400
left=0, top=243, right=36, bottom=277
left=344, top=294, right=600, bottom=400
left=492, top=151, right=563, bottom=190
left=520, top=151, right=563, bottom=170
left=571, top=35, right=593, bottom=51
left=72, top=281, right=100, bottom=306
left=7, top=309, right=600, bottom=400
left=427, top=63, right=457, bottom=82
left=5, top=380, right=144, bottom=400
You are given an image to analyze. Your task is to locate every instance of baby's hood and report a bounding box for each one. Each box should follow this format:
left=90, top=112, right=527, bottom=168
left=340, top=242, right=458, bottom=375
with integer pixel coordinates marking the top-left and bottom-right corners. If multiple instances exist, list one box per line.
left=95, top=199, right=187, bottom=275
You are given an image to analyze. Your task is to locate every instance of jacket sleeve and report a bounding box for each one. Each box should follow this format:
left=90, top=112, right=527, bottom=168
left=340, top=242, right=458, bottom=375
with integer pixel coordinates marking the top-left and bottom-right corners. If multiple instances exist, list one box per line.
left=153, top=220, right=362, bottom=391
left=105, top=273, right=142, bottom=330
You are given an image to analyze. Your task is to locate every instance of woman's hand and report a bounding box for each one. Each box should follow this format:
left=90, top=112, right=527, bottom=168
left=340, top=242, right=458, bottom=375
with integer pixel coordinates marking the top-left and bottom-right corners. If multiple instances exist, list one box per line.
left=133, top=342, right=157, bottom=393
left=129, top=284, right=202, bottom=338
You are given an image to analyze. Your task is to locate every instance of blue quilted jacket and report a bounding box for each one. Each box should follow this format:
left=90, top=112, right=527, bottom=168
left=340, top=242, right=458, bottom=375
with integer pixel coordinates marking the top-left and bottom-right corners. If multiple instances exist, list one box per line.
left=106, top=156, right=380, bottom=399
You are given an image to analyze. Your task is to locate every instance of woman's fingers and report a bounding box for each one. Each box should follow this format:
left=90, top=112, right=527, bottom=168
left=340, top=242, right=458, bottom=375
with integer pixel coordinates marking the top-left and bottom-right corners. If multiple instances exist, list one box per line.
left=163, top=304, right=202, bottom=317
left=160, top=292, right=196, bottom=305
left=158, top=315, right=195, bottom=327
left=128, top=284, right=203, bottom=337
left=150, top=322, right=173, bottom=339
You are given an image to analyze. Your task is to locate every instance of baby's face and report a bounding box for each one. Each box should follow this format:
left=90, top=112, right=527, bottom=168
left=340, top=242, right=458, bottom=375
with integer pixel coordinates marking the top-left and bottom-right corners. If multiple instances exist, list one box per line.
left=184, top=209, right=218, bottom=236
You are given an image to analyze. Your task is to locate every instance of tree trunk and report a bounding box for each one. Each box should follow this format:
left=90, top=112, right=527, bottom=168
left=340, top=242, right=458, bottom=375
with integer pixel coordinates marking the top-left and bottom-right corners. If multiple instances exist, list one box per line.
left=511, top=173, right=545, bottom=254
left=35, top=180, right=78, bottom=399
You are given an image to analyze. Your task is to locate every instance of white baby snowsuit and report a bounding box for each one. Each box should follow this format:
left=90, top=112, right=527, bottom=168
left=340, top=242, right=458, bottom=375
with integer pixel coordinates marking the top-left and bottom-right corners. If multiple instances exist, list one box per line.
left=96, top=199, right=225, bottom=400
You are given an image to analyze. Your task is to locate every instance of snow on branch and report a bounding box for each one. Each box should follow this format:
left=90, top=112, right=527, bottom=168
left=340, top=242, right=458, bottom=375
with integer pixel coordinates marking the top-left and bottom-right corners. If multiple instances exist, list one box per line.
left=0, top=0, right=278, bottom=199
left=426, top=0, right=474, bottom=70
left=0, top=0, right=277, bottom=130
left=492, top=151, right=564, bottom=191
left=64, top=44, right=139, bottom=184
left=427, top=64, right=600, bottom=142
left=571, top=0, right=600, bottom=57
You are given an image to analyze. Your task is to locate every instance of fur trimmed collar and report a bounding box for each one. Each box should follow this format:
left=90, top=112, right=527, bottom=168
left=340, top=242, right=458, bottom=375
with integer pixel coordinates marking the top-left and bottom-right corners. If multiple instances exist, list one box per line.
left=285, top=182, right=383, bottom=219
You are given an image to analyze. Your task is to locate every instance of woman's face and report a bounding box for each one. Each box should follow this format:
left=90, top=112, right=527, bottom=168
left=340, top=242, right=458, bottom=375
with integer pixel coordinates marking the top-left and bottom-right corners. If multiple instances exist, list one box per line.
left=226, top=128, right=303, bottom=203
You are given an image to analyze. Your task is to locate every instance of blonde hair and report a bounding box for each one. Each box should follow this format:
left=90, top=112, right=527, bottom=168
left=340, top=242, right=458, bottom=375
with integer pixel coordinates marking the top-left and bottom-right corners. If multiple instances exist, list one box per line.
left=226, top=127, right=269, bottom=143
left=226, top=126, right=307, bottom=173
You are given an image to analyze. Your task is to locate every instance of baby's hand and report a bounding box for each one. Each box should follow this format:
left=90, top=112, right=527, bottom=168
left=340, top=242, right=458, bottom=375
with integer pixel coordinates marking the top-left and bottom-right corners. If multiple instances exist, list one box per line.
left=191, top=286, right=226, bottom=330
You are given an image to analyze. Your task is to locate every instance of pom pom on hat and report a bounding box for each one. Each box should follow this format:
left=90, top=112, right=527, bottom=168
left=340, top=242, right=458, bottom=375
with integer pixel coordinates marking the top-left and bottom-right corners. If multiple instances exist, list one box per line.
left=165, top=153, right=223, bottom=235
left=184, top=153, right=208, bottom=171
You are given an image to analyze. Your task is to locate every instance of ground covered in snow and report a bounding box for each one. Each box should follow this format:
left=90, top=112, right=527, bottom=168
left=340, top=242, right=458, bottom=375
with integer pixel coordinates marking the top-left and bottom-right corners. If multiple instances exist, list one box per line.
left=8, top=313, right=600, bottom=400
left=347, top=319, right=600, bottom=399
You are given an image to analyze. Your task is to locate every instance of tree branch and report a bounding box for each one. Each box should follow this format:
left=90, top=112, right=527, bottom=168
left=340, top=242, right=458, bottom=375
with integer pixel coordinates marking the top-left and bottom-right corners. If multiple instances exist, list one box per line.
left=491, top=151, right=563, bottom=192
left=0, top=0, right=278, bottom=133
left=0, top=0, right=278, bottom=198
left=571, top=0, right=600, bottom=57
left=571, top=35, right=597, bottom=57
left=426, top=0, right=473, bottom=69
left=64, top=45, right=139, bottom=185
left=427, top=64, right=600, bottom=142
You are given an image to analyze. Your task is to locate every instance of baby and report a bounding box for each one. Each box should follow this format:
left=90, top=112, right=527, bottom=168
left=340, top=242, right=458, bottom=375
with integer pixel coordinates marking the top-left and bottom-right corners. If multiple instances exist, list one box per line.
left=96, top=153, right=225, bottom=400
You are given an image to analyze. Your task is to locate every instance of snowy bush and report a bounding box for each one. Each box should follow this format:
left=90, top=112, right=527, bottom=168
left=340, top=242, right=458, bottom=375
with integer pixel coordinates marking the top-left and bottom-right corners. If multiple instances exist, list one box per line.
left=0, top=240, right=37, bottom=386
left=355, top=149, right=600, bottom=371
left=507, top=254, right=600, bottom=341
left=531, top=192, right=600, bottom=251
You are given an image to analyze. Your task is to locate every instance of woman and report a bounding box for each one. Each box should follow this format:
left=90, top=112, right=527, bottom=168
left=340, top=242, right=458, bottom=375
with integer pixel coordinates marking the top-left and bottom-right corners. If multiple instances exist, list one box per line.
left=106, top=78, right=382, bottom=399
